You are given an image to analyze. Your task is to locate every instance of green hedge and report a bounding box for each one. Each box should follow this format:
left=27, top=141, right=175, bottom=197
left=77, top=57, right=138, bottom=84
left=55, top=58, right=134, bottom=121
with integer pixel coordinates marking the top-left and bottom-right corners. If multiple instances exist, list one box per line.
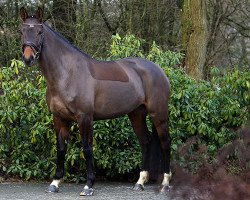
left=0, top=34, right=249, bottom=181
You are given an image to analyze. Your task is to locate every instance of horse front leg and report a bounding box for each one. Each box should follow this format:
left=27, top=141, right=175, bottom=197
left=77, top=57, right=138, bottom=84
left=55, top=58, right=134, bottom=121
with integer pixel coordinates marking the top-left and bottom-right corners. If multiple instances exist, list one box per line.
left=77, top=113, right=95, bottom=196
left=48, top=116, right=70, bottom=193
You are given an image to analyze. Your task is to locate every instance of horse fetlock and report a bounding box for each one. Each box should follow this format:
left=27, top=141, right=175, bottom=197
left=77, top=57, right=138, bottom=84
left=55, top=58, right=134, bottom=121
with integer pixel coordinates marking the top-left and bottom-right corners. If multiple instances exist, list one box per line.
left=137, top=171, right=149, bottom=185
left=50, top=179, right=61, bottom=188
left=160, top=172, right=172, bottom=194
left=133, top=171, right=149, bottom=191
left=161, top=172, right=172, bottom=186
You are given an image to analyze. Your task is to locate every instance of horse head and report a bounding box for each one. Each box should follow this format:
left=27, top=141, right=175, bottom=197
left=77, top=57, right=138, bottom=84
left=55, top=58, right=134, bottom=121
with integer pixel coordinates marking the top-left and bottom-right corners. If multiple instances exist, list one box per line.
left=20, top=7, right=44, bottom=66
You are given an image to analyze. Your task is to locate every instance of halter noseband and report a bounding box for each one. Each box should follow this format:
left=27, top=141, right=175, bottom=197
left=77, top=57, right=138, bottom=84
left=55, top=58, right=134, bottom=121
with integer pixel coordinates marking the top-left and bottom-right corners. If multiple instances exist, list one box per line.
left=22, top=23, right=44, bottom=60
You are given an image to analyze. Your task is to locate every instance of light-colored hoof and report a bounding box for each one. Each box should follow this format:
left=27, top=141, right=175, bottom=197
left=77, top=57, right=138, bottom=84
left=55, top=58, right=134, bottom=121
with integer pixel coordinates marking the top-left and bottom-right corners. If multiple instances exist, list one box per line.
left=47, top=185, right=59, bottom=193
left=80, top=188, right=94, bottom=196
left=133, top=183, right=144, bottom=191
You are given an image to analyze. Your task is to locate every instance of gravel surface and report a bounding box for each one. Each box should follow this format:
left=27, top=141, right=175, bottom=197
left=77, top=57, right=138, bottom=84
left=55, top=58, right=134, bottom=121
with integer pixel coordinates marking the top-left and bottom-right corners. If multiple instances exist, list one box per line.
left=0, top=182, right=176, bottom=200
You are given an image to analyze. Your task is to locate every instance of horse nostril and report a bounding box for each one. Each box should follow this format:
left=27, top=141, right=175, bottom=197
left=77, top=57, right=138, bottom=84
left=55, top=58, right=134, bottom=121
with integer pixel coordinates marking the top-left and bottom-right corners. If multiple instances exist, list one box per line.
left=23, top=54, right=31, bottom=60
left=22, top=55, right=34, bottom=66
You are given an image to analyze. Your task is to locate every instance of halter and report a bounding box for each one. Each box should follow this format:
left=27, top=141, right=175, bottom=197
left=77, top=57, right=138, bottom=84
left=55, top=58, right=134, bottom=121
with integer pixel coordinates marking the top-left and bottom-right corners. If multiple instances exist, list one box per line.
left=22, top=23, right=44, bottom=60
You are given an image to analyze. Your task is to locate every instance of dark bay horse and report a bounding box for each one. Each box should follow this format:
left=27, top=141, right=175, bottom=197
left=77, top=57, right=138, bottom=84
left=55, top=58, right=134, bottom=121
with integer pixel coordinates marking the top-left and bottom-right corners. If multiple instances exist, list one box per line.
left=19, top=7, right=171, bottom=196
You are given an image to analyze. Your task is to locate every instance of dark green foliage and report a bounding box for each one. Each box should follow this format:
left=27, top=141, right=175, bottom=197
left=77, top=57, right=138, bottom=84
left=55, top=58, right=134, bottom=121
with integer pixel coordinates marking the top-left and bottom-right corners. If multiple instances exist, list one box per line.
left=0, top=35, right=249, bottom=181
left=168, top=66, right=249, bottom=153
left=0, top=60, right=55, bottom=180
left=93, top=118, right=141, bottom=176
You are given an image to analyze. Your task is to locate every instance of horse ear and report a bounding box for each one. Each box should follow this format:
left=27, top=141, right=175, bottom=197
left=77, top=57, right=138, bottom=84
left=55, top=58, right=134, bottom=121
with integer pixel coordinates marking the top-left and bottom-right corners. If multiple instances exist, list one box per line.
left=20, top=7, right=28, bottom=22
left=36, top=7, right=43, bottom=23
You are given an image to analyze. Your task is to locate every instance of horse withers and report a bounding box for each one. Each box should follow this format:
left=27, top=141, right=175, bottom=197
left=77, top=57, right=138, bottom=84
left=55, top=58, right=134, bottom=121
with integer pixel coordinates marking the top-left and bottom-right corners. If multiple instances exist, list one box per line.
left=19, top=7, right=171, bottom=196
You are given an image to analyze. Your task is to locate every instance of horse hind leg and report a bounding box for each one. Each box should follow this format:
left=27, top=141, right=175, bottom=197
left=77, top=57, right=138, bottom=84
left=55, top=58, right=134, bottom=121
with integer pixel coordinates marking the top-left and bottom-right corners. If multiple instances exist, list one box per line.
left=128, top=105, right=151, bottom=191
left=48, top=116, right=70, bottom=193
left=151, top=112, right=172, bottom=194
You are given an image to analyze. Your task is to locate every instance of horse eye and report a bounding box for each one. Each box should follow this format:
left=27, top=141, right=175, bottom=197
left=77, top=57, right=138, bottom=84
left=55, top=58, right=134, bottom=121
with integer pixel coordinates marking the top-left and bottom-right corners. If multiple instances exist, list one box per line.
left=38, top=30, right=43, bottom=35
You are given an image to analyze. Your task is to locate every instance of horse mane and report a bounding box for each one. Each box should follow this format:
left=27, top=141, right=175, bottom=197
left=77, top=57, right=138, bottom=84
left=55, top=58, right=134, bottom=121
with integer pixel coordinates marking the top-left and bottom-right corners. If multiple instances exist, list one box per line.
left=43, top=22, right=92, bottom=59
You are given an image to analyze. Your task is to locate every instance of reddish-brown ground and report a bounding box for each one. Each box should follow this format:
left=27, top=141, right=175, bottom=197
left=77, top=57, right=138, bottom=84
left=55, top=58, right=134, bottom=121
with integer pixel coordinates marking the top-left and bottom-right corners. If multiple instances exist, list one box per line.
left=170, top=125, right=250, bottom=200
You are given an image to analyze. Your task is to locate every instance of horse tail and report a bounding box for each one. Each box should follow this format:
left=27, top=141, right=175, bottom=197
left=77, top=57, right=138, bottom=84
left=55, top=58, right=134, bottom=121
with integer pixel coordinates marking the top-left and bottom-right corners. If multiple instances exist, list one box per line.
left=148, top=123, right=162, bottom=181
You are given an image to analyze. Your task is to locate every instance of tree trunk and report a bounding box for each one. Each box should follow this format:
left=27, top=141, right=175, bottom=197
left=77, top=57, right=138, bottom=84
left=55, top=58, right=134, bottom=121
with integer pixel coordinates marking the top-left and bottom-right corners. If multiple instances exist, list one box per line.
left=181, top=0, right=208, bottom=80
left=52, top=0, right=77, bottom=43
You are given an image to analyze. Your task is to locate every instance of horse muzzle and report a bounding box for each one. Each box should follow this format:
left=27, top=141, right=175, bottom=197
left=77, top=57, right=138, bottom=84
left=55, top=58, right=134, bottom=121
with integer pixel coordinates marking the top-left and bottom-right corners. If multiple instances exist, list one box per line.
left=22, top=44, right=40, bottom=66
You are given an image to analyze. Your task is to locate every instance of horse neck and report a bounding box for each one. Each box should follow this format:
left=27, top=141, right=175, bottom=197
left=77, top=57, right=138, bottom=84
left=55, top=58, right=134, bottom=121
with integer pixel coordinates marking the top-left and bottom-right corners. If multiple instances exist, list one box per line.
left=38, top=25, right=91, bottom=86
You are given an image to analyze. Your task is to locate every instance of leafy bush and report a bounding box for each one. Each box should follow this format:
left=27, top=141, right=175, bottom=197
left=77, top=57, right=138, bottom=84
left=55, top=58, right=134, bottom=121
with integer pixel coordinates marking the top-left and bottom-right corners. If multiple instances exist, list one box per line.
left=0, top=34, right=249, bottom=181
left=167, top=67, right=249, bottom=157
left=0, top=60, right=55, bottom=180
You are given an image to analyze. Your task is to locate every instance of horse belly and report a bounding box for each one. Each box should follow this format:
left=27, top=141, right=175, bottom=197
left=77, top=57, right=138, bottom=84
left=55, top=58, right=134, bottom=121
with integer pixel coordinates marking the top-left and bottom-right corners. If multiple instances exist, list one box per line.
left=94, top=83, right=144, bottom=119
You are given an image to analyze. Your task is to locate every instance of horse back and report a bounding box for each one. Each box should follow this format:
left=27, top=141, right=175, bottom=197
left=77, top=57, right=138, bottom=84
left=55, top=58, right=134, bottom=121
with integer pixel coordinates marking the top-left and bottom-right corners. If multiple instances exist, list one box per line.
left=88, top=60, right=129, bottom=82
